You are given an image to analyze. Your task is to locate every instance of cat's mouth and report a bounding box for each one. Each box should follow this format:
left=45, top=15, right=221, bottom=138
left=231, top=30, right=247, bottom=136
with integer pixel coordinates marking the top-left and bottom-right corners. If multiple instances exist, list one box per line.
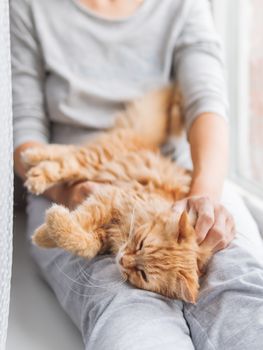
left=115, top=246, right=125, bottom=266
left=116, top=248, right=134, bottom=282
left=117, top=262, right=129, bottom=280
left=116, top=247, right=128, bottom=275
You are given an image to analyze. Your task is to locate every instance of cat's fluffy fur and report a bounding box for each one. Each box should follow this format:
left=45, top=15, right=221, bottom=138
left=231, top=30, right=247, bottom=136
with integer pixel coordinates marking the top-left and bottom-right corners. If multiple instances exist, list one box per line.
left=23, top=87, right=212, bottom=303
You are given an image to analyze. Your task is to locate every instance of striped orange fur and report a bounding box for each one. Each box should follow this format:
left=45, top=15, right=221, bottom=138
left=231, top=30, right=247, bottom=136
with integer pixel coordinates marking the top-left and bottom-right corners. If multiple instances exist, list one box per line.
left=23, top=87, right=212, bottom=303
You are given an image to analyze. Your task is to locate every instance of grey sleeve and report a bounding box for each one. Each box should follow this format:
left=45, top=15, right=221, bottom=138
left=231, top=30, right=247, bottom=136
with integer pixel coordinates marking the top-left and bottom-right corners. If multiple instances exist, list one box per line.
left=11, top=0, right=49, bottom=149
left=173, top=0, right=229, bottom=132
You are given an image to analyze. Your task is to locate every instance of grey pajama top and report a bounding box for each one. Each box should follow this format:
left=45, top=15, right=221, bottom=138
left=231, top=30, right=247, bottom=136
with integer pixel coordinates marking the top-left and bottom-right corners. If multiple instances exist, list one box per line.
left=11, top=0, right=228, bottom=150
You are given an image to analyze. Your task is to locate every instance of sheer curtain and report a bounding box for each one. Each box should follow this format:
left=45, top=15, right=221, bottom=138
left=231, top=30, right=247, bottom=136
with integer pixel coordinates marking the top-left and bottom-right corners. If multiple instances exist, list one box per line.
left=0, top=0, right=14, bottom=348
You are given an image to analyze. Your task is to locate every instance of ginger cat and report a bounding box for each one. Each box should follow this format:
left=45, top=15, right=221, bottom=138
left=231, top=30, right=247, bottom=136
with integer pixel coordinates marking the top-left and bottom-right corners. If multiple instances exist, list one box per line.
left=23, top=87, right=212, bottom=303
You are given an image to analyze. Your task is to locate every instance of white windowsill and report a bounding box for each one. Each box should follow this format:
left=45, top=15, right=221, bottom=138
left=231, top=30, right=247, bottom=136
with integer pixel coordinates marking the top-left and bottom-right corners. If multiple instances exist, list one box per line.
left=227, top=179, right=263, bottom=236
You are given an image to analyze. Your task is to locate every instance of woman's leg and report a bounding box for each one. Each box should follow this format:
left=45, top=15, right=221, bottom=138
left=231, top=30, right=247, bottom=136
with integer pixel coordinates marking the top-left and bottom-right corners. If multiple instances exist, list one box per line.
left=27, top=194, right=194, bottom=350
left=185, top=183, right=263, bottom=350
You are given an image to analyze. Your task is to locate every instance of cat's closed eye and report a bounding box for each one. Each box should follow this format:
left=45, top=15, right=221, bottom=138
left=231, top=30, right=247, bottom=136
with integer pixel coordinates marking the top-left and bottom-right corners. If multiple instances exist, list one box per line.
left=137, top=238, right=145, bottom=251
left=138, top=269, right=148, bottom=282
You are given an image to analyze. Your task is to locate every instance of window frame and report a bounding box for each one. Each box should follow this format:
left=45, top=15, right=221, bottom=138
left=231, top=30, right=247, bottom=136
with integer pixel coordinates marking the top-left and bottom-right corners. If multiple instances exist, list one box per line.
left=212, top=0, right=263, bottom=200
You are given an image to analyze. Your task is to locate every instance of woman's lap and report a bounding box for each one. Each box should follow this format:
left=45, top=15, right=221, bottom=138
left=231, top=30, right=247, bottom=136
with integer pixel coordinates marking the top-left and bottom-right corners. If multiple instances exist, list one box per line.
left=26, top=183, right=263, bottom=349
left=26, top=194, right=194, bottom=349
left=185, top=183, right=263, bottom=349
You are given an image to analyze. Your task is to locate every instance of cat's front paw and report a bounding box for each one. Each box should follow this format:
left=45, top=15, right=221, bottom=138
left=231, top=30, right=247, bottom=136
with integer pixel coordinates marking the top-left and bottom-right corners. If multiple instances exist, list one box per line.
left=21, top=147, right=47, bottom=167
left=25, top=161, right=60, bottom=194
left=25, top=167, right=50, bottom=194
left=25, top=168, right=49, bottom=195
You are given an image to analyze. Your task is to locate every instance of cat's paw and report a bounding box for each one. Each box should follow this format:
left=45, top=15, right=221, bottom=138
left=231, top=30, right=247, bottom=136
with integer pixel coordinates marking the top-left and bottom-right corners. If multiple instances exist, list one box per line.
left=25, top=170, right=49, bottom=195
left=25, top=161, right=60, bottom=194
left=21, top=147, right=48, bottom=167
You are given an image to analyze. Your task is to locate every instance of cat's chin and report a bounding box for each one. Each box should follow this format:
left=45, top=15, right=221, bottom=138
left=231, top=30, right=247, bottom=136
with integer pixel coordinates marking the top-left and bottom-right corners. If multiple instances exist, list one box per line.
left=117, top=266, right=129, bottom=283
left=120, top=271, right=128, bottom=281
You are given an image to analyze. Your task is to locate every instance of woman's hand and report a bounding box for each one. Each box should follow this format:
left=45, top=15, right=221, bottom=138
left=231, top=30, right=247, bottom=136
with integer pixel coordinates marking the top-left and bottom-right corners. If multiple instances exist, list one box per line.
left=176, top=113, right=235, bottom=253
left=173, top=196, right=236, bottom=253
left=44, top=181, right=100, bottom=210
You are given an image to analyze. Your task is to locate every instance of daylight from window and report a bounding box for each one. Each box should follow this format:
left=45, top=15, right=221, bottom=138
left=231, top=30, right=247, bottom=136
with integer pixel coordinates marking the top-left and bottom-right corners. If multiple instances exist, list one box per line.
left=249, top=0, right=263, bottom=187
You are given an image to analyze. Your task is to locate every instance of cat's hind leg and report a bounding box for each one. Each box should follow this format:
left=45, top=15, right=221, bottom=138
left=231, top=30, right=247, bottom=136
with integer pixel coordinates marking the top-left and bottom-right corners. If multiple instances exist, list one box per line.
left=33, top=205, right=103, bottom=259
left=33, top=186, right=124, bottom=257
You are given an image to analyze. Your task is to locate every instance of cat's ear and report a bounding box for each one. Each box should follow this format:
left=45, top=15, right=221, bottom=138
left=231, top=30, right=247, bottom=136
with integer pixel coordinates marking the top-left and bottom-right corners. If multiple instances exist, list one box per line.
left=177, top=271, right=199, bottom=304
left=32, top=224, right=57, bottom=248
left=177, top=211, right=195, bottom=243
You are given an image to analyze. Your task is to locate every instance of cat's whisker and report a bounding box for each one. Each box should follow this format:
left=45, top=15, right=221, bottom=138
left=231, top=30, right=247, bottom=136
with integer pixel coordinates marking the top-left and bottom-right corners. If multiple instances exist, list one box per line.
left=55, top=261, right=102, bottom=288
left=77, top=261, right=110, bottom=283
left=55, top=261, right=127, bottom=290
left=64, top=276, right=129, bottom=299
left=128, top=203, right=136, bottom=239
left=118, top=217, right=127, bottom=244
left=77, top=261, right=126, bottom=285
left=57, top=265, right=127, bottom=291
left=62, top=263, right=129, bottom=298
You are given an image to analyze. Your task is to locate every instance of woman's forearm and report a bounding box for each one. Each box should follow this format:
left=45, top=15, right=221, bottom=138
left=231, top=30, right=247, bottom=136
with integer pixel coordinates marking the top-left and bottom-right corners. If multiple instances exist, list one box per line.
left=188, top=113, right=229, bottom=202
left=173, top=113, right=234, bottom=251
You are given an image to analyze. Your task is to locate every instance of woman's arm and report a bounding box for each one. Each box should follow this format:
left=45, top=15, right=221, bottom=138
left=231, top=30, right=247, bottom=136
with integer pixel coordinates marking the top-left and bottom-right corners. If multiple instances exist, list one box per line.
left=188, top=112, right=228, bottom=202
left=173, top=113, right=235, bottom=252
left=173, top=0, right=235, bottom=252
left=188, top=113, right=235, bottom=252
left=11, top=2, right=97, bottom=209
left=173, top=113, right=235, bottom=253
left=11, top=0, right=50, bottom=150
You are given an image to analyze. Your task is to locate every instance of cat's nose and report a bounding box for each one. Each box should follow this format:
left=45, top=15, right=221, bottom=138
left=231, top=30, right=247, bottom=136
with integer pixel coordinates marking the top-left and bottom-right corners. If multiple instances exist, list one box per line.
left=120, top=255, right=135, bottom=269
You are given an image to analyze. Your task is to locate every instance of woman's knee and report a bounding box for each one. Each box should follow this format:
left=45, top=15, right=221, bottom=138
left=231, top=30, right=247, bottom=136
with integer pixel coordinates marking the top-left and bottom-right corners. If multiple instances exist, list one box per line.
left=82, top=286, right=193, bottom=350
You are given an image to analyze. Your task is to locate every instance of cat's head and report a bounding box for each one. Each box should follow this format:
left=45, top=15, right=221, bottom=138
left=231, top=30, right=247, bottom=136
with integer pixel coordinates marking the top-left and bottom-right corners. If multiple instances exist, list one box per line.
left=117, top=211, right=200, bottom=303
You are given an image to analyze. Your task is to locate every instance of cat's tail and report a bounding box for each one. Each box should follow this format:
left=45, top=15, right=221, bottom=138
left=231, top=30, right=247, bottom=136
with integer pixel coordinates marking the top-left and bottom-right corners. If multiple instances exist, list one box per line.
left=114, top=86, right=184, bottom=147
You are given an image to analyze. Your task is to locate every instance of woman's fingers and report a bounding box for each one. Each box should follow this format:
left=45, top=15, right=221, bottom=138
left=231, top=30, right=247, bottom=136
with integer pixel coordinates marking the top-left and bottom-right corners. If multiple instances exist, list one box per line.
left=173, top=196, right=236, bottom=253
left=173, top=197, right=214, bottom=242
left=199, top=205, right=226, bottom=252
left=200, top=205, right=236, bottom=253
left=188, top=197, right=214, bottom=244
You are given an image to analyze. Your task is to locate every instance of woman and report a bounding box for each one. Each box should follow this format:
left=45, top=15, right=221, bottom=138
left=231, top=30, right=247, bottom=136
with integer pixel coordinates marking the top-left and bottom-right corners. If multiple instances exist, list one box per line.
left=12, top=0, right=263, bottom=349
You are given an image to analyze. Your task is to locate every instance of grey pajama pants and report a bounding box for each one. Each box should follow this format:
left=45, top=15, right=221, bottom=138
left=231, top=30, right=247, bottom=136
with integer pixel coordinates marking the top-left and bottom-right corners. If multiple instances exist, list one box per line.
left=26, top=183, right=263, bottom=350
